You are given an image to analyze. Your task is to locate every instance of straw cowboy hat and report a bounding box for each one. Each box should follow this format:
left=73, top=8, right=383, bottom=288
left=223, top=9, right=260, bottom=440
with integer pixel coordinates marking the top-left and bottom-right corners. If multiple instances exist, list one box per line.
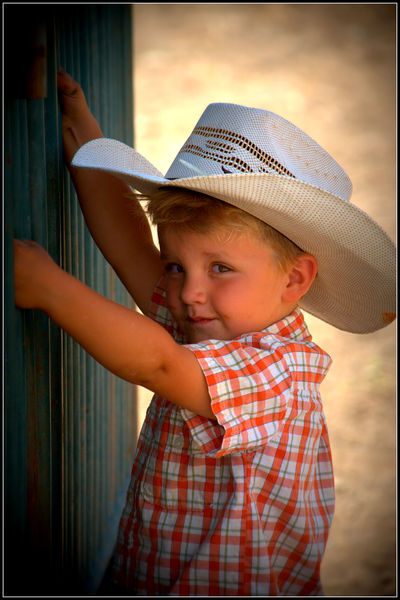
left=71, top=102, right=396, bottom=334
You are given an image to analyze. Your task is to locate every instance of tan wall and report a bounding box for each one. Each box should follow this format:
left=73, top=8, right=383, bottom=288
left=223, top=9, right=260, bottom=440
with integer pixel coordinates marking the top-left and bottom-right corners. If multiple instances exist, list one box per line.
left=133, top=5, right=396, bottom=596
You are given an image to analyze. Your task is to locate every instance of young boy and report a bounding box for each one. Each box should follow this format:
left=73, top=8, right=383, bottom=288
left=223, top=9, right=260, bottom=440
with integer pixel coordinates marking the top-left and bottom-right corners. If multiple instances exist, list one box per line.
left=14, top=71, right=395, bottom=596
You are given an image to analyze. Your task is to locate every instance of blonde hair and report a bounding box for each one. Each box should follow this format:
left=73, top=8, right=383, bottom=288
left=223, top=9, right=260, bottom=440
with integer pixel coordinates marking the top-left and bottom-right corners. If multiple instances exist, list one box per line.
left=134, top=188, right=305, bottom=271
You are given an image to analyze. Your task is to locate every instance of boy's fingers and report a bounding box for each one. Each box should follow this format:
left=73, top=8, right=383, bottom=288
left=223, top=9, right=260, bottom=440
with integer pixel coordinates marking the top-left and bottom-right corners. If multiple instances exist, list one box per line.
left=57, top=68, right=81, bottom=97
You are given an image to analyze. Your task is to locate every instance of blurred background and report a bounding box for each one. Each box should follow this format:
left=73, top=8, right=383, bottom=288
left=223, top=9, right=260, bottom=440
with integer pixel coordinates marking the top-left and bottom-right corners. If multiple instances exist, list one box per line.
left=132, top=4, right=396, bottom=596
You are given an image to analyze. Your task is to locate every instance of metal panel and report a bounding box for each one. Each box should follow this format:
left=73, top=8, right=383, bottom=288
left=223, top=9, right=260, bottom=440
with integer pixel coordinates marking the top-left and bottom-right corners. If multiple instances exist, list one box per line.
left=4, top=5, right=136, bottom=594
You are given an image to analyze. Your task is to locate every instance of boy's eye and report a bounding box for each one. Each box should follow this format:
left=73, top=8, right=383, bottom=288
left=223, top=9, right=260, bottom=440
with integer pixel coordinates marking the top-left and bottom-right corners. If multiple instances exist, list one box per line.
left=212, top=263, right=231, bottom=273
left=165, top=262, right=184, bottom=274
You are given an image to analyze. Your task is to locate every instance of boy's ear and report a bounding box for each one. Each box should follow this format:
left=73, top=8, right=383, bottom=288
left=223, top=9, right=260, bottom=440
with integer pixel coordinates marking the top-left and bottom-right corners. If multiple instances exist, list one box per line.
left=282, top=254, right=318, bottom=303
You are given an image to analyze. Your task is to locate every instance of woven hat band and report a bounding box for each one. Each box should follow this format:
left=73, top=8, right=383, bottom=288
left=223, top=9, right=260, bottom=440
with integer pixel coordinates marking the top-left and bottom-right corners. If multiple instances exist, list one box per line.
left=166, top=103, right=353, bottom=202
left=178, top=126, right=296, bottom=177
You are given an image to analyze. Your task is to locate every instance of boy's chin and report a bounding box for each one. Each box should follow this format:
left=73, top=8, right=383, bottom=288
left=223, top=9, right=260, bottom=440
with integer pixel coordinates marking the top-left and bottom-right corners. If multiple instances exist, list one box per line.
left=185, top=326, right=236, bottom=344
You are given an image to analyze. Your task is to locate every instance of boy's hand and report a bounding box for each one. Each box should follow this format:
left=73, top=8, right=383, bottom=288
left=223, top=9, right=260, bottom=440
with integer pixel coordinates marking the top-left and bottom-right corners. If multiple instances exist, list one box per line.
left=13, top=239, right=61, bottom=311
left=57, top=68, right=91, bottom=122
left=57, top=68, right=103, bottom=161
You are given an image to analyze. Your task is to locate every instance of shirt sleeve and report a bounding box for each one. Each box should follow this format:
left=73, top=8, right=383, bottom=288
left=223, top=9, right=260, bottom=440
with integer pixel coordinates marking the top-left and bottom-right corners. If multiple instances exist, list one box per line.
left=180, top=338, right=294, bottom=457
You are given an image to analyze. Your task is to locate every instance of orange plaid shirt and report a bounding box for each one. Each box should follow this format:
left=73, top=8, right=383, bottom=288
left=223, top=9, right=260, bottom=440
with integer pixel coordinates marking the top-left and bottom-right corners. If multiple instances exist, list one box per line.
left=111, top=277, right=334, bottom=595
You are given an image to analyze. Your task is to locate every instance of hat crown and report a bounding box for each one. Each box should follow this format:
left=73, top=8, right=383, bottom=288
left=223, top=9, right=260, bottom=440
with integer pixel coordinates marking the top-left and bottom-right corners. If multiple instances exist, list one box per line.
left=165, top=103, right=352, bottom=201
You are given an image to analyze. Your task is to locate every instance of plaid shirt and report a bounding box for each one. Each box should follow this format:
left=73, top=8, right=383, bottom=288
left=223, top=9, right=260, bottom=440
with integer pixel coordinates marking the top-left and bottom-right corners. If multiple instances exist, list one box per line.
left=111, top=277, right=334, bottom=596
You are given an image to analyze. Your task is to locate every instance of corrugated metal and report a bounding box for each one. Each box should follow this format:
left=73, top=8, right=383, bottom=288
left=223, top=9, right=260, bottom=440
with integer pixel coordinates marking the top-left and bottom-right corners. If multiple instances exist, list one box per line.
left=4, top=5, right=137, bottom=595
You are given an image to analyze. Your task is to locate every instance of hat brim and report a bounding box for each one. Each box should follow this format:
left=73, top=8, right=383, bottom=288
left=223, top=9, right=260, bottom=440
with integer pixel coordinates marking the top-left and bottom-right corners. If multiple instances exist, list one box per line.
left=72, top=138, right=396, bottom=334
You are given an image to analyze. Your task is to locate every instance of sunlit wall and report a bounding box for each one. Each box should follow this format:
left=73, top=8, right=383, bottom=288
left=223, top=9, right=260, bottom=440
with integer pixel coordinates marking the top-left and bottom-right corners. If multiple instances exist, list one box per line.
left=132, top=4, right=396, bottom=596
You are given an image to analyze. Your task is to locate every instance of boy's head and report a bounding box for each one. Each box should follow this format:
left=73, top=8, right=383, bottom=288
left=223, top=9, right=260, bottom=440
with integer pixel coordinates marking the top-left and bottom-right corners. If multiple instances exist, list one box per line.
left=144, top=188, right=318, bottom=342
left=73, top=101, right=395, bottom=333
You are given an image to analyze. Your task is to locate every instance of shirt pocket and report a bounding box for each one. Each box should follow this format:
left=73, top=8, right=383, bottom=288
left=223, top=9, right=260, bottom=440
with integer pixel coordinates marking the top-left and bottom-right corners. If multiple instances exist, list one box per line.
left=138, top=427, right=234, bottom=513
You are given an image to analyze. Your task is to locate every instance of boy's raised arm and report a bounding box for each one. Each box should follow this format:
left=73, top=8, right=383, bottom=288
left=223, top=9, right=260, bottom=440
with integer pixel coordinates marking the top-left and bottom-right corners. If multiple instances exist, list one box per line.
left=58, top=69, right=163, bottom=313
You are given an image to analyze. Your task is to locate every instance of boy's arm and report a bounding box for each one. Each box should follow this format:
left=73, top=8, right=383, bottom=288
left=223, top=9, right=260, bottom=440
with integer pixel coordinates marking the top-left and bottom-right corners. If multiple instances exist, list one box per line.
left=58, top=69, right=163, bottom=313
left=14, top=240, right=215, bottom=420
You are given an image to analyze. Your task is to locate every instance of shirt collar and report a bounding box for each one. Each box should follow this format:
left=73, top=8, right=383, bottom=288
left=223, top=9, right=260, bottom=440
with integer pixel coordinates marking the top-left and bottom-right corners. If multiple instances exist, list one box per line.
left=258, top=307, right=312, bottom=343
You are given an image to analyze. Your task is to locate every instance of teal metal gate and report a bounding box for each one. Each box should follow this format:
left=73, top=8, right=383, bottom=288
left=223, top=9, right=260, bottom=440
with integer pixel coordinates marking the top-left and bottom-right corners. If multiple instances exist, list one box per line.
left=4, top=5, right=137, bottom=594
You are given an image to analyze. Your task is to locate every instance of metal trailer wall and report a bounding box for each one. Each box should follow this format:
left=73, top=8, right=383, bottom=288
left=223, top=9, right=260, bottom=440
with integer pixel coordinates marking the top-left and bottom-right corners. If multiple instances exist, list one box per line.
left=4, top=5, right=137, bottom=594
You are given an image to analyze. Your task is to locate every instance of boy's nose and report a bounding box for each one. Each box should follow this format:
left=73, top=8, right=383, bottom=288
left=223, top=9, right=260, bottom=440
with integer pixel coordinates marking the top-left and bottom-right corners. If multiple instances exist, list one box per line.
left=180, top=275, right=207, bottom=305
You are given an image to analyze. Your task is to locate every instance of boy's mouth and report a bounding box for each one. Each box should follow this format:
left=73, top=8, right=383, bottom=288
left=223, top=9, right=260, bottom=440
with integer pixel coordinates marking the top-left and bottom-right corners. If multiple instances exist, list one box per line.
left=187, top=315, right=216, bottom=326
left=186, top=315, right=219, bottom=329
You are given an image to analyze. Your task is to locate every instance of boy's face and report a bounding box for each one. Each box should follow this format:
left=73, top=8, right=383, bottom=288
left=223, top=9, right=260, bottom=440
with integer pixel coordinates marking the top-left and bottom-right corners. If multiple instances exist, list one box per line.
left=159, top=225, right=295, bottom=343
